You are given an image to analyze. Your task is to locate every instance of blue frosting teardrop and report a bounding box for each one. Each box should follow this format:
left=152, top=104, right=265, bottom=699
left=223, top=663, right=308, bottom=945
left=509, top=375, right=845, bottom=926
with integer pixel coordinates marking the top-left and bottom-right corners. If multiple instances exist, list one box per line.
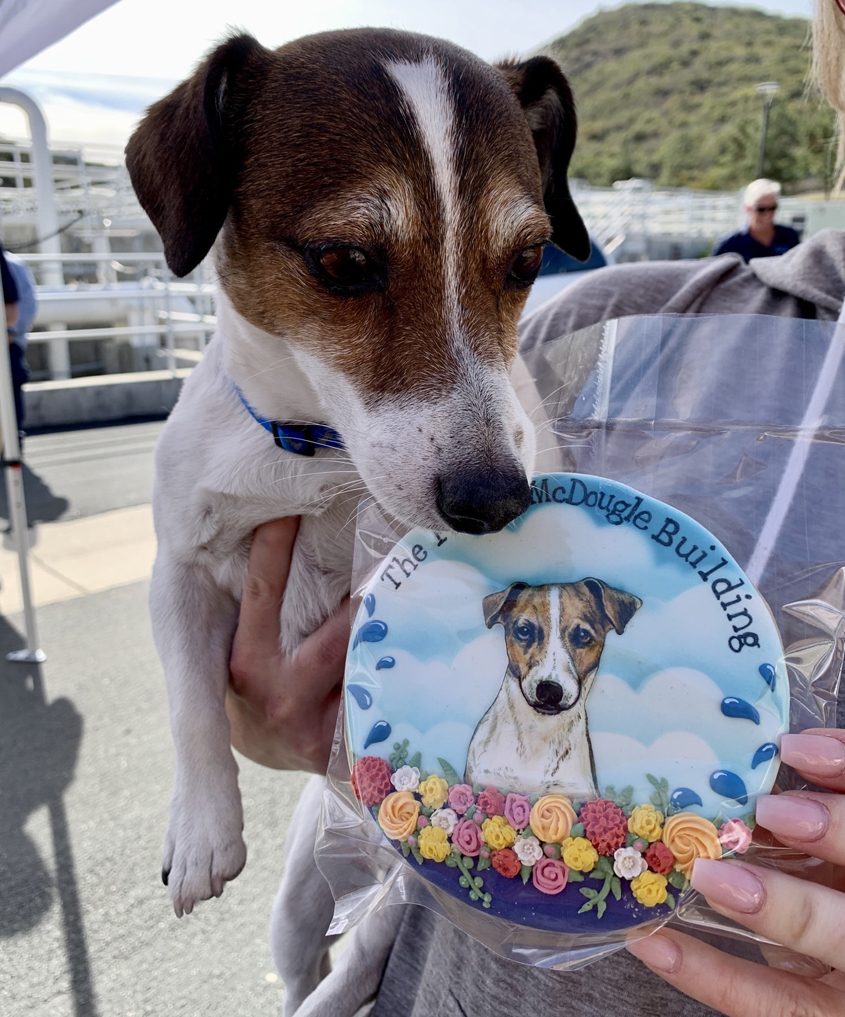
left=352, top=620, right=388, bottom=649
left=759, top=663, right=776, bottom=690
left=347, top=684, right=373, bottom=710
left=670, top=787, right=703, bottom=811
left=364, top=593, right=376, bottom=618
left=721, top=697, right=760, bottom=725
left=751, top=742, right=779, bottom=769
left=375, top=656, right=395, bottom=671
left=710, top=770, right=748, bottom=806
left=364, top=720, right=392, bottom=749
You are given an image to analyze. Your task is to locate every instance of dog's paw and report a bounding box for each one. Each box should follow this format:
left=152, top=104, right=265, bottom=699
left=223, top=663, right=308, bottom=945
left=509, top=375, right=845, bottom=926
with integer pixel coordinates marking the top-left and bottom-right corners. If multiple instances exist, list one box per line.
left=161, top=789, right=246, bottom=917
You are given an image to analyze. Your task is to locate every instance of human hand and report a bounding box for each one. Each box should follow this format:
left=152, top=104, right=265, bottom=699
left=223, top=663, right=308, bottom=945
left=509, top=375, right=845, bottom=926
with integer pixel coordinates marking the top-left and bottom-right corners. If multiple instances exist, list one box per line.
left=627, top=728, right=845, bottom=1015
left=226, top=517, right=349, bottom=773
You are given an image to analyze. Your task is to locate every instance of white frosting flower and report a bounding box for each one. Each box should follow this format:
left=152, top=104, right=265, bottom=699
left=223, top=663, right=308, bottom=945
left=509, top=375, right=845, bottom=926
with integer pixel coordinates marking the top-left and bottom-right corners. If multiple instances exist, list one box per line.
left=613, top=846, right=648, bottom=880
left=514, top=835, right=544, bottom=866
left=429, top=808, right=458, bottom=834
left=390, top=765, right=421, bottom=792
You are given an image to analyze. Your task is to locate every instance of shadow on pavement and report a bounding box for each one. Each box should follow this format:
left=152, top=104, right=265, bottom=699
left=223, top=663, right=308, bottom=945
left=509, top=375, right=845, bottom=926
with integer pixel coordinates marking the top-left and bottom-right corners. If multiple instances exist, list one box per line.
left=0, top=614, right=99, bottom=1016
left=0, top=462, right=70, bottom=527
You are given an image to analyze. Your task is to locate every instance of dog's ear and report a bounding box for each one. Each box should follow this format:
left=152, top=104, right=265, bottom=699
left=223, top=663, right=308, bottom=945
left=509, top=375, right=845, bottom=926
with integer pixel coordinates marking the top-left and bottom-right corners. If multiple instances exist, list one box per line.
left=496, top=57, right=590, bottom=262
left=483, top=582, right=529, bottom=628
left=125, top=33, right=269, bottom=277
left=582, top=578, right=642, bottom=635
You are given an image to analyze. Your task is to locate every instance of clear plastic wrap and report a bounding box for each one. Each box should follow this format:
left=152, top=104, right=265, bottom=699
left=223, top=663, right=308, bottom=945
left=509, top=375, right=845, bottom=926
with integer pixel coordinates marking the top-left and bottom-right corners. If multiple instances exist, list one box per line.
left=316, top=313, right=845, bottom=968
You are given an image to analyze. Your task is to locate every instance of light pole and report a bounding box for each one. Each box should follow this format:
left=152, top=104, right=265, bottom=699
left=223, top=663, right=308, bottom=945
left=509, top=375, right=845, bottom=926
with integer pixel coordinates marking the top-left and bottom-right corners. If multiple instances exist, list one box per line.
left=756, top=81, right=779, bottom=177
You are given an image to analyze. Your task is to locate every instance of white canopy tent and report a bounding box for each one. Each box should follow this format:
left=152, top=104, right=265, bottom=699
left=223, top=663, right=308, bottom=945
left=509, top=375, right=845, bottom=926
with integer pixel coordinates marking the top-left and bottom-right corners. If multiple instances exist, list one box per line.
left=0, top=0, right=118, bottom=661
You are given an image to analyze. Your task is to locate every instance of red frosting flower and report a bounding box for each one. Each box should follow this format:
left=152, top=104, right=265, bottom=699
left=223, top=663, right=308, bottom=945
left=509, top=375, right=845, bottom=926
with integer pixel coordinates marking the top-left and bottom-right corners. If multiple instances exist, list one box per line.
left=491, top=848, right=521, bottom=878
left=477, top=786, right=506, bottom=817
left=645, top=841, right=675, bottom=875
left=579, top=798, right=628, bottom=856
left=351, top=756, right=393, bottom=806
left=532, top=857, right=568, bottom=895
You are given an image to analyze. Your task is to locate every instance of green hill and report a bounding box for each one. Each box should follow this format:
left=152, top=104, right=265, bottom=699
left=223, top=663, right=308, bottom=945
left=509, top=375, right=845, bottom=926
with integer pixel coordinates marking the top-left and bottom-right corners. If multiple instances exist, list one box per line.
left=542, top=2, right=836, bottom=191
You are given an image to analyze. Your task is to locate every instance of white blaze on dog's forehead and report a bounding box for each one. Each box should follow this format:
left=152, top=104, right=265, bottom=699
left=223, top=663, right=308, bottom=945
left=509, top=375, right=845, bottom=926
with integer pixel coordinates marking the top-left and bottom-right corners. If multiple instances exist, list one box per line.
left=386, top=56, right=461, bottom=332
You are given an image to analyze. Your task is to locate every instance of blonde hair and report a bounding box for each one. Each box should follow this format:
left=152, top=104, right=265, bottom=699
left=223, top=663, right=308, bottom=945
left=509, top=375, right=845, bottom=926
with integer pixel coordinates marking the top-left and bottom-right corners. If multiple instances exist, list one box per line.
left=812, top=0, right=845, bottom=184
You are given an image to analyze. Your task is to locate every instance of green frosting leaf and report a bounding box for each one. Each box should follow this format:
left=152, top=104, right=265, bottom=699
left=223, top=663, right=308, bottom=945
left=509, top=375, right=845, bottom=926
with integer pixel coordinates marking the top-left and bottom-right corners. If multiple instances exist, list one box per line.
left=438, top=757, right=462, bottom=786
left=611, top=876, right=622, bottom=901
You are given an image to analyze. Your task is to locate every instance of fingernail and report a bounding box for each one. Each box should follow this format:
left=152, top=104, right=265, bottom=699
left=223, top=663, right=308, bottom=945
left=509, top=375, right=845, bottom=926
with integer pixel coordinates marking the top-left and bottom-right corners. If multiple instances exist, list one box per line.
left=780, top=733, right=845, bottom=776
left=690, top=859, right=764, bottom=914
left=627, top=933, right=682, bottom=974
left=755, top=794, right=829, bottom=842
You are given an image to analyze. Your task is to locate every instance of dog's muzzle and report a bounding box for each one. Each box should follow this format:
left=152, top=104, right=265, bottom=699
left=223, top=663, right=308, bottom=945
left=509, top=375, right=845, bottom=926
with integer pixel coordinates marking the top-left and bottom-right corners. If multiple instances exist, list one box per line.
left=436, top=464, right=531, bottom=535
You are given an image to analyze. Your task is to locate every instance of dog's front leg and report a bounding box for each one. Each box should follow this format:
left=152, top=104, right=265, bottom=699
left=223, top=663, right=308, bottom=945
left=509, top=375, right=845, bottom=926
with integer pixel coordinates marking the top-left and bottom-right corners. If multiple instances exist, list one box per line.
left=151, top=553, right=246, bottom=916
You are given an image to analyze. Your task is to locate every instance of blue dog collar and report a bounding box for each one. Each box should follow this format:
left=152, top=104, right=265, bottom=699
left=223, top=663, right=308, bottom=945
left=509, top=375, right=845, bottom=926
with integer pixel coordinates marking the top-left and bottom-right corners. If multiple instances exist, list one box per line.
left=234, top=385, right=344, bottom=456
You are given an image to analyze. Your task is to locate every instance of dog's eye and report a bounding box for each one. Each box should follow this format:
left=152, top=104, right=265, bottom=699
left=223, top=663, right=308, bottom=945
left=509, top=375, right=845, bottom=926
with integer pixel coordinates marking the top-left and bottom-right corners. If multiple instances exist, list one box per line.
left=514, top=621, right=535, bottom=642
left=305, top=244, right=384, bottom=296
left=507, top=244, right=544, bottom=288
left=570, top=626, right=594, bottom=648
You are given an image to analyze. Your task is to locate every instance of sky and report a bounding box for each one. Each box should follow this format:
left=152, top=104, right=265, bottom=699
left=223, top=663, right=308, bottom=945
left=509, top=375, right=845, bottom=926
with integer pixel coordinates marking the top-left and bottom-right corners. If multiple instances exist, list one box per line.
left=0, top=0, right=815, bottom=151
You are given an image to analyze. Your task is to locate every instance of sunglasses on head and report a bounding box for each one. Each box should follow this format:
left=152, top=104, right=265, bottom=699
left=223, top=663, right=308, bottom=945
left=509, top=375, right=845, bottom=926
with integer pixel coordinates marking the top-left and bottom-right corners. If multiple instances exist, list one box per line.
left=755, top=204, right=778, bottom=213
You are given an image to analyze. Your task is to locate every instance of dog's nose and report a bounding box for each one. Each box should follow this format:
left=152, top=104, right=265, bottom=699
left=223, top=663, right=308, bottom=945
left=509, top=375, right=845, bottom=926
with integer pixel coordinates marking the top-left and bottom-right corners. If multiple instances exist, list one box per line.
left=436, top=465, right=531, bottom=535
left=535, top=681, right=564, bottom=709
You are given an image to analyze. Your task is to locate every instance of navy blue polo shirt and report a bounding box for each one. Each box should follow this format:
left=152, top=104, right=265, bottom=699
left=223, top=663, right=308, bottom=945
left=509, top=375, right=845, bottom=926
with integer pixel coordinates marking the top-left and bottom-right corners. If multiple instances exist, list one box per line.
left=0, top=244, right=19, bottom=306
left=712, top=224, right=801, bottom=262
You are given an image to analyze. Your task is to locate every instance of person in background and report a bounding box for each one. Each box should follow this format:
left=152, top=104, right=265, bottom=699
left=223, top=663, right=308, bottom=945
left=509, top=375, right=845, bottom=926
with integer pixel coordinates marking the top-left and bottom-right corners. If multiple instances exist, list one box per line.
left=1, top=242, right=19, bottom=335
left=711, top=178, right=801, bottom=262
left=4, top=253, right=37, bottom=438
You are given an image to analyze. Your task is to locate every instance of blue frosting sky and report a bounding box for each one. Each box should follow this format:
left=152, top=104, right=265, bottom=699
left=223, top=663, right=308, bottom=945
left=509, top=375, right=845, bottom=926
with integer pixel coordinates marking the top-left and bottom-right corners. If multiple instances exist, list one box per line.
left=345, top=474, right=789, bottom=819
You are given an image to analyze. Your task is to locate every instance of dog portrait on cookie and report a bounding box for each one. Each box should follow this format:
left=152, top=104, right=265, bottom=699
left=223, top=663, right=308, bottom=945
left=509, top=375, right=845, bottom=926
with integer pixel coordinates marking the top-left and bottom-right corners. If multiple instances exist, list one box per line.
left=465, top=578, right=642, bottom=797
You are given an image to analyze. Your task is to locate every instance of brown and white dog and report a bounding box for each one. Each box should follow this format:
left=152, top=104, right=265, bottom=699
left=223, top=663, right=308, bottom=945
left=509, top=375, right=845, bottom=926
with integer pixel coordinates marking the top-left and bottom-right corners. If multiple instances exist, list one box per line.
left=126, top=26, right=588, bottom=939
left=466, top=579, right=642, bottom=797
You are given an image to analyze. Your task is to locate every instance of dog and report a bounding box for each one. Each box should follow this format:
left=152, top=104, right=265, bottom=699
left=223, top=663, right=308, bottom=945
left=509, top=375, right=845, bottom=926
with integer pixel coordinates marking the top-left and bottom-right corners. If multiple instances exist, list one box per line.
left=465, top=579, right=642, bottom=797
left=126, top=25, right=588, bottom=1006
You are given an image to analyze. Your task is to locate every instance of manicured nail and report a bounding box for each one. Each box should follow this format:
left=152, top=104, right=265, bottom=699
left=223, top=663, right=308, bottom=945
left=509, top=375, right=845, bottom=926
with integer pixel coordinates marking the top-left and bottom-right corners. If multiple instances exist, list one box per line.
left=780, top=733, right=845, bottom=777
left=756, top=794, right=829, bottom=842
left=627, top=933, right=682, bottom=974
left=690, top=859, right=764, bottom=914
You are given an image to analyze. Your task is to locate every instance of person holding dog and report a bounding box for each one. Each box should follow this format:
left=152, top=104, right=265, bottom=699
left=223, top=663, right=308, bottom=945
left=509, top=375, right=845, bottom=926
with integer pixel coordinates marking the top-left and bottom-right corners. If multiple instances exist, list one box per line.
left=226, top=1, right=845, bottom=1014
left=711, top=178, right=801, bottom=262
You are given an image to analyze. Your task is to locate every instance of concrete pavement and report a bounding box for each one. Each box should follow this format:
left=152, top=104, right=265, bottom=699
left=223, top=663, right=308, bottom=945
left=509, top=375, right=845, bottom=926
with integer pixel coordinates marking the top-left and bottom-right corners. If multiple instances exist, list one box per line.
left=0, top=424, right=314, bottom=1017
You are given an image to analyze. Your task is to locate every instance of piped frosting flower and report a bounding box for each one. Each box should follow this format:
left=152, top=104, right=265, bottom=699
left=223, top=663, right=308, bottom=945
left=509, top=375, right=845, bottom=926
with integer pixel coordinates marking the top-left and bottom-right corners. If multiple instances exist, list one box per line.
left=418, top=824, right=451, bottom=862
left=447, top=784, right=475, bottom=815
left=390, top=765, right=421, bottom=792
left=481, top=815, right=517, bottom=851
left=351, top=756, right=393, bottom=806
left=579, top=798, right=628, bottom=855
left=630, top=871, right=669, bottom=907
left=477, top=786, right=506, bottom=817
left=718, top=818, right=753, bottom=855
left=644, top=841, right=675, bottom=875
left=377, top=791, right=420, bottom=841
left=613, top=846, right=648, bottom=880
left=504, top=793, right=532, bottom=831
left=529, top=794, right=577, bottom=843
left=452, top=818, right=483, bottom=857
left=491, top=848, right=521, bottom=878
left=514, top=835, right=544, bottom=867
left=532, top=857, right=568, bottom=895
left=418, top=775, right=449, bottom=809
left=430, top=807, right=458, bottom=835
left=561, top=836, right=599, bottom=872
left=627, top=803, right=664, bottom=843
left=662, top=812, right=722, bottom=876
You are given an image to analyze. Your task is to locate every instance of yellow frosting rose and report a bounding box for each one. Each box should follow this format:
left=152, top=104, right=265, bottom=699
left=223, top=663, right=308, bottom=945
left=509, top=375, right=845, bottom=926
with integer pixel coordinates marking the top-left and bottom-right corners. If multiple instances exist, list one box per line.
left=378, top=791, right=420, bottom=841
left=418, top=825, right=451, bottom=862
left=481, top=815, right=517, bottom=851
left=529, top=794, right=577, bottom=843
left=418, top=775, right=449, bottom=809
left=631, top=871, right=669, bottom=907
left=662, top=812, right=722, bottom=876
left=562, top=835, right=599, bottom=872
left=628, top=804, right=664, bottom=842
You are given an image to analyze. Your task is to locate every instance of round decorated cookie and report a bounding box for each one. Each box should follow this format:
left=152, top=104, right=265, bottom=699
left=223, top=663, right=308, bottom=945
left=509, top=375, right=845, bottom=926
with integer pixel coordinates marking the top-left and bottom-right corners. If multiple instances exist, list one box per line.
left=344, top=473, right=789, bottom=932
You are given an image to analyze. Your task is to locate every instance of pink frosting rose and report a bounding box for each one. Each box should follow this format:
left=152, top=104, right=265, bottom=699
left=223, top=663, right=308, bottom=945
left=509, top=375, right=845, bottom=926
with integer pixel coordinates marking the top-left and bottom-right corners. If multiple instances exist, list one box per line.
left=452, top=818, right=483, bottom=857
left=448, top=784, right=475, bottom=815
left=504, top=792, right=532, bottom=830
left=718, top=818, right=753, bottom=854
left=531, top=857, right=568, bottom=895
left=477, top=786, right=506, bottom=817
